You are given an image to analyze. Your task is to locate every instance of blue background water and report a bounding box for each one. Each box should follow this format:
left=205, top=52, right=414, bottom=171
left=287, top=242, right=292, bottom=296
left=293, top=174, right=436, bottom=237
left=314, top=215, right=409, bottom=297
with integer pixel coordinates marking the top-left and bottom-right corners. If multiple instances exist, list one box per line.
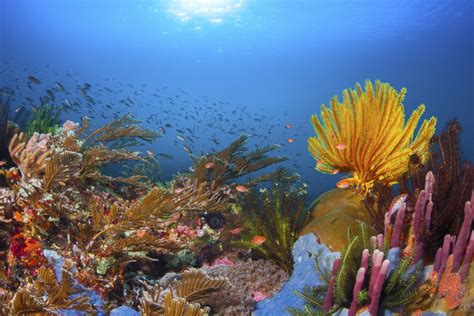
left=1, top=0, right=472, bottom=200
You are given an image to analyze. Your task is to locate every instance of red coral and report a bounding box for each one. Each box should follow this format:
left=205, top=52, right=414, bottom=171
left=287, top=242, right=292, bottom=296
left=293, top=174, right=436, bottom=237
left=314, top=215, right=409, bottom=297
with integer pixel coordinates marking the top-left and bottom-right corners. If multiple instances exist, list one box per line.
left=9, top=233, right=44, bottom=268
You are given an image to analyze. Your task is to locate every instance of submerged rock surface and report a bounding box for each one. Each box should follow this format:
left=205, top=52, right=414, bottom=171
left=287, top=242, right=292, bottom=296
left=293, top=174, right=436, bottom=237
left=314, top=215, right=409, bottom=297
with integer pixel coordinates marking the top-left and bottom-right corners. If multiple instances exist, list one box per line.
left=254, top=233, right=339, bottom=315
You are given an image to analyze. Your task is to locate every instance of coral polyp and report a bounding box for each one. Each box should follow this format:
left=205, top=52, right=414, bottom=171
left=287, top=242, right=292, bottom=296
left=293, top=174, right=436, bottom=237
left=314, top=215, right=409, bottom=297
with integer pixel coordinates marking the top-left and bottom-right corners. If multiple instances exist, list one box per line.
left=308, top=80, right=437, bottom=192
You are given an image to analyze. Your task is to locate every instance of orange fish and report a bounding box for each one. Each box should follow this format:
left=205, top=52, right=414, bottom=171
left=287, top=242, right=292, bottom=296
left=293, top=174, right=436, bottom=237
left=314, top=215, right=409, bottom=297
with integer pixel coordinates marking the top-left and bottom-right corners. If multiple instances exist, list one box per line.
left=285, top=124, right=294, bottom=129
left=174, top=187, right=185, bottom=194
left=287, top=138, right=296, bottom=143
left=6, top=169, right=20, bottom=180
left=251, top=235, right=266, bottom=246
left=136, top=229, right=149, bottom=238
left=335, top=143, right=347, bottom=150
left=236, top=185, right=248, bottom=193
left=336, top=178, right=353, bottom=189
left=14, top=211, right=23, bottom=222
left=205, top=162, right=215, bottom=169
left=230, top=227, right=244, bottom=235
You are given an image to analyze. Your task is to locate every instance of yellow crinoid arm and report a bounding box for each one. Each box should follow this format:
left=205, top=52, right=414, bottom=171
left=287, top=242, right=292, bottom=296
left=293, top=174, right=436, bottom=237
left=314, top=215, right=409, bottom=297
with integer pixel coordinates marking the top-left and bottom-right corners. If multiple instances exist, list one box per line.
left=307, top=80, right=437, bottom=192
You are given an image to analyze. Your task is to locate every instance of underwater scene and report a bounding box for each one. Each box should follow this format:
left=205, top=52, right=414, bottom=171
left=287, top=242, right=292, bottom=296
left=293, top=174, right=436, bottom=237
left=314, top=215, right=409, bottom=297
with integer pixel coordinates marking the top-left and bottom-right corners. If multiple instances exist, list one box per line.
left=0, top=0, right=473, bottom=315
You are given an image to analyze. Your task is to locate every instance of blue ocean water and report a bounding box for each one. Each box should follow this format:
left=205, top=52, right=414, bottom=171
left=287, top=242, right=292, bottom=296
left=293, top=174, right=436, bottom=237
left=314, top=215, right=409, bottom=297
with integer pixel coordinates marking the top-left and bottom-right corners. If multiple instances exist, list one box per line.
left=1, top=0, right=472, bottom=199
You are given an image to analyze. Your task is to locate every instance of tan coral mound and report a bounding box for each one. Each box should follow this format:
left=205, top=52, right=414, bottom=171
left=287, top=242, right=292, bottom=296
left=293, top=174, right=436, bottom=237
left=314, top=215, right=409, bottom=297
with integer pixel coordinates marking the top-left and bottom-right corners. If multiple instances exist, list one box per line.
left=300, top=188, right=376, bottom=251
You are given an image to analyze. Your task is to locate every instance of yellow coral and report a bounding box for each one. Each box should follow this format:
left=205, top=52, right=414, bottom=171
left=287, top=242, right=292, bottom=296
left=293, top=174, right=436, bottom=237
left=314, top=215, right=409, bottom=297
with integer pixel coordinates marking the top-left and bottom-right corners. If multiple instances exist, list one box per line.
left=308, top=80, right=437, bottom=192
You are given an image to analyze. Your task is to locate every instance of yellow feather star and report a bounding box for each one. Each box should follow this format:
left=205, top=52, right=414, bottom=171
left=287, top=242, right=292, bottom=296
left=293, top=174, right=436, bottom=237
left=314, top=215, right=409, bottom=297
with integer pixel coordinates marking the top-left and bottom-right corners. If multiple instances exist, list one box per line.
left=308, top=80, right=437, bottom=193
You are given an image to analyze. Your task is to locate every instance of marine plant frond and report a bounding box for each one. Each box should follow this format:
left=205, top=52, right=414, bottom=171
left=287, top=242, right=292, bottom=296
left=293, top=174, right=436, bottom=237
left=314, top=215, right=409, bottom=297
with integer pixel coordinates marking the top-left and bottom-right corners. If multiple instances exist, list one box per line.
left=163, top=291, right=210, bottom=316
left=26, top=104, right=60, bottom=136
left=43, top=151, right=82, bottom=191
left=102, top=234, right=179, bottom=257
left=383, top=282, right=434, bottom=308
left=334, top=235, right=360, bottom=305
left=82, top=146, right=143, bottom=170
left=173, top=269, right=228, bottom=303
left=235, top=172, right=310, bottom=272
left=290, top=285, right=332, bottom=315
left=83, top=114, right=157, bottom=148
left=90, top=184, right=227, bottom=244
left=244, top=167, right=301, bottom=187
left=308, top=80, right=437, bottom=193
left=139, top=285, right=164, bottom=315
left=233, top=143, right=288, bottom=176
left=313, top=249, right=332, bottom=284
left=191, top=135, right=287, bottom=188
left=6, top=266, right=94, bottom=314
left=9, top=288, right=45, bottom=315
left=362, top=182, right=394, bottom=233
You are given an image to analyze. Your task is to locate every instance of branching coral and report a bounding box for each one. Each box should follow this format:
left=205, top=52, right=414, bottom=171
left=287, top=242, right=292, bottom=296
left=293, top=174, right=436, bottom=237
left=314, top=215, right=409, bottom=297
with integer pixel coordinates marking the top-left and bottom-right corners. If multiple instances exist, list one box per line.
left=308, top=80, right=437, bottom=192
left=8, top=132, right=51, bottom=181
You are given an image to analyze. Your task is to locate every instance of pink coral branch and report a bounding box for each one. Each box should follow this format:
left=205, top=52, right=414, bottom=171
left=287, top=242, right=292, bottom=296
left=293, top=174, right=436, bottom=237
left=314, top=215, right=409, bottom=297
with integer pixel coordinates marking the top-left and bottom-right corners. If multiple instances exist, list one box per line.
left=459, top=230, right=474, bottom=279
left=439, top=234, right=452, bottom=276
left=368, top=259, right=390, bottom=316
left=348, top=267, right=366, bottom=316
left=323, top=258, right=341, bottom=311
left=434, top=247, right=443, bottom=273
left=376, top=234, right=384, bottom=249
left=368, top=250, right=384, bottom=298
left=361, top=249, right=369, bottom=272
left=390, top=202, right=406, bottom=248
left=452, top=200, right=473, bottom=271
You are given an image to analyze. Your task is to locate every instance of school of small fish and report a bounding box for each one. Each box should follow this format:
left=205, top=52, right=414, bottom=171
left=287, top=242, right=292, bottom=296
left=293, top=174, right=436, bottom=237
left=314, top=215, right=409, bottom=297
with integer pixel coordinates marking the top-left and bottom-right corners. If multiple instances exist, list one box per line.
left=0, top=60, right=336, bottom=184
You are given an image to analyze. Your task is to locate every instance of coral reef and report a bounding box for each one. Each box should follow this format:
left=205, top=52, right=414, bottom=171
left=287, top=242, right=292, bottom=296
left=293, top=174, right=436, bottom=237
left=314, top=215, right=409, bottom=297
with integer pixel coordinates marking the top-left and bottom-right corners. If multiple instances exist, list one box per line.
left=1, top=80, right=472, bottom=315
left=291, top=171, right=473, bottom=315
left=0, top=110, right=290, bottom=314
left=364, top=119, right=474, bottom=259
left=308, top=80, right=437, bottom=193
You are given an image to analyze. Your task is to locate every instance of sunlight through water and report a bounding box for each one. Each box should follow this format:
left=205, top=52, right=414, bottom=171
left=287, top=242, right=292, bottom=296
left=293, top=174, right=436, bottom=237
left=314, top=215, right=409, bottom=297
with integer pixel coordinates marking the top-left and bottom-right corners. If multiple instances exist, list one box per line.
left=168, top=0, right=243, bottom=24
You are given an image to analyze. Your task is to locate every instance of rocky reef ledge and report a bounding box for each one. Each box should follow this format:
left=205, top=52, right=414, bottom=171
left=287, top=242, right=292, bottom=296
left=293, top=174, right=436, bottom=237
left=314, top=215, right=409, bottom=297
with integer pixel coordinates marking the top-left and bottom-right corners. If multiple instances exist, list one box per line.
left=254, top=233, right=338, bottom=315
